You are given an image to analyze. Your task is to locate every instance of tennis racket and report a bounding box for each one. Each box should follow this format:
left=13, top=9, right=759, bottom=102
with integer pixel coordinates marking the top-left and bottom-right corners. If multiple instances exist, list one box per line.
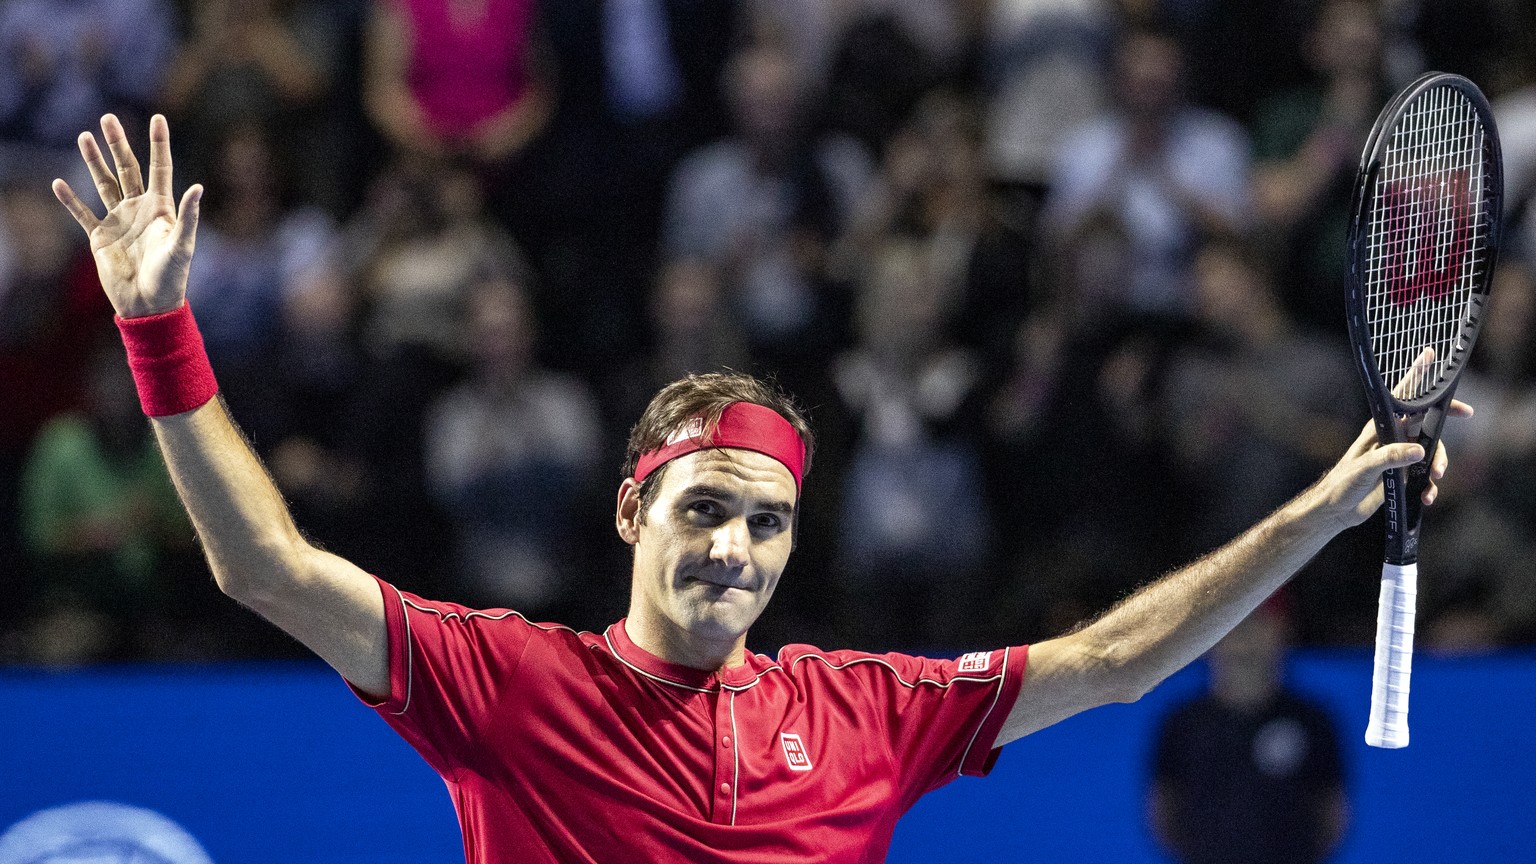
left=1345, top=72, right=1503, bottom=749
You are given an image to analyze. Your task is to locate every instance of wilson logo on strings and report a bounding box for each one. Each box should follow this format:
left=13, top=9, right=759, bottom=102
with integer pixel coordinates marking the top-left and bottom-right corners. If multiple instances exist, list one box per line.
left=1379, top=170, right=1473, bottom=307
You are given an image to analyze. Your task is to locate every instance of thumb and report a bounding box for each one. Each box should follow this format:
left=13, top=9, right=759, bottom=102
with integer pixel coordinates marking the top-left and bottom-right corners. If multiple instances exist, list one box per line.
left=171, top=184, right=202, bottom=260
left=1367, top=442, right=1425, bottom=473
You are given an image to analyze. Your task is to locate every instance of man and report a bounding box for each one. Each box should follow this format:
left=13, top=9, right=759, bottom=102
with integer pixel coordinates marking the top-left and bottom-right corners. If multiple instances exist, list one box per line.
left=52, top=115, right=1467, bottom=862
left=1150, top=602, right=1348, bottom=864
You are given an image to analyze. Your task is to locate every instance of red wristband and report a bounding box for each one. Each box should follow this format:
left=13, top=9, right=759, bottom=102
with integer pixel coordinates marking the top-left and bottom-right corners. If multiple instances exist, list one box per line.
left=115, top=303, right=220, bottom=417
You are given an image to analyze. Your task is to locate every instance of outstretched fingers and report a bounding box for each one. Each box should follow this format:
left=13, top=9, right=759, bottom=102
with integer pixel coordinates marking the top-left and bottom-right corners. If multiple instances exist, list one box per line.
left=171, top=184, right=204, bottom=260
left=52, top=179, right=100, bottom=234
left=101, top=114, right=145, bottom=199
left=148, top=114, right=174, bottom=199
left=77, top=130, right=121, bottom=209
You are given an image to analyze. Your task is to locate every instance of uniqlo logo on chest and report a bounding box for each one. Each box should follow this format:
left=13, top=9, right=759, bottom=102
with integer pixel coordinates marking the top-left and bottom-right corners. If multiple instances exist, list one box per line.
left=957, top=651, right=992, bottom=674
left=780, top=733, right=813, bottom=771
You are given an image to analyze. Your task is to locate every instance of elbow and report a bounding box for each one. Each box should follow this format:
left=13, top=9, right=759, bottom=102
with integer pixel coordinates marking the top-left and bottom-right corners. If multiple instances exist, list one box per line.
left=209, top=532, right=312, bottom=605
left=1108, top=674, right=1161, bottom=705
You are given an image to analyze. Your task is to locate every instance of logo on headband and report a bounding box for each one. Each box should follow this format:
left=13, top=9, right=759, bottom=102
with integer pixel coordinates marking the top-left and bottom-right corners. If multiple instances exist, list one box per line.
left=664, top=417, right=706, bottom=447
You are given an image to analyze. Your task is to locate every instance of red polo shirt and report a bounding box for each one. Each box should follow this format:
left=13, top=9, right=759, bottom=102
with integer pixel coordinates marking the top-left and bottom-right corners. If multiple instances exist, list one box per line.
left=351, top=577, right=1028, bottom=863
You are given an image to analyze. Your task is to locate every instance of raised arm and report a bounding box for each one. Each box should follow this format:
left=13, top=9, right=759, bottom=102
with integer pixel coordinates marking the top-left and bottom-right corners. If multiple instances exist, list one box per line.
left=997, top=412, right=1466, bottom=743
left=53, top=114, right=387, bottom=696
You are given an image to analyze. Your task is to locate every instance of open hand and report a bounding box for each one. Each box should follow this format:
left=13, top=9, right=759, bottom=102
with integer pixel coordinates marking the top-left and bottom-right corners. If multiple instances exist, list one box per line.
left=52, top=114, right=202, bottom=319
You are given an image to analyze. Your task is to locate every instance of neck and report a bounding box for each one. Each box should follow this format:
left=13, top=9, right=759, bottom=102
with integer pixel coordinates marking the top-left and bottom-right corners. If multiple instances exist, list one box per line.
left=1213, top=676, right=1278, bottom=711
left=624, top=604, right=747, bottom=672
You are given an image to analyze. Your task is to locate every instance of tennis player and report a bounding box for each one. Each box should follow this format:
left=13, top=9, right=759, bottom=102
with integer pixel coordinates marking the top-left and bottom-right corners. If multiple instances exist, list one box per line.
left=53, top=114, right=1469, bottom=862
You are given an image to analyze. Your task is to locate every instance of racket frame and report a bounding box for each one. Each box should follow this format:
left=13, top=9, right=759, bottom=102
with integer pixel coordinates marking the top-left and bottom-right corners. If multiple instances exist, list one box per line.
left=1344, top=71, right=1503, bottom=567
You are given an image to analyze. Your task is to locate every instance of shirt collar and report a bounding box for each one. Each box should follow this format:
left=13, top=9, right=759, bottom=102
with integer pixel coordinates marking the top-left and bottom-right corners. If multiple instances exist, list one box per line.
left=606, top=619, right=775, bottom=691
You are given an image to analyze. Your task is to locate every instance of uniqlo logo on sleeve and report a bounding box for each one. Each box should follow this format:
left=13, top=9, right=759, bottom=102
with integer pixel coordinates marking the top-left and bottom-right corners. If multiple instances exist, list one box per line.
left=780, top=733, right=813, bottom=771
left=956, top=651, right=992, bottom=674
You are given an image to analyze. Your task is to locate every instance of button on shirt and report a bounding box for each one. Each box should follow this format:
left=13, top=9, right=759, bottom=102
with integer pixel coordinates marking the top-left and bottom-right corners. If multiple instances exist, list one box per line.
left=351, top=577, right=1028, bottom=863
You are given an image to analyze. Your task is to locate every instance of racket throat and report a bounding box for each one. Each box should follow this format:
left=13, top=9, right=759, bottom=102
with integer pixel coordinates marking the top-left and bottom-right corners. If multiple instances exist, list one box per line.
left=1381, top=403, right=1448, bottom=565
left=1382, top=463, right=1427, bottom=565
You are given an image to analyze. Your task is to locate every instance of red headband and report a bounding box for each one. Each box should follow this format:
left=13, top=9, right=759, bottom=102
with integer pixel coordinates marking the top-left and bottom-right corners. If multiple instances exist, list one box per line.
left=634, top=402, right=806, bottom=490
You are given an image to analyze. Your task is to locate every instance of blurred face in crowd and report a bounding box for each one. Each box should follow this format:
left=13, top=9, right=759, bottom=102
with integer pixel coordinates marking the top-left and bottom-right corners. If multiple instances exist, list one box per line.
left=1, top=184, right=73, bottom=277
left=1311, top=0, right=1382, bottom=80
left=653, top=258, right=724, bottom=341
left=618, top=448, right=797, bottom=655
left=470, top=278, right=534, bottom=386
left=728, top=47, right=803, bottom=152
left=1117, top=32, right=1183, bottom=125
left=856, top=241, right=944, bottom=358
left=1193, top=243, right=1266, bottom=334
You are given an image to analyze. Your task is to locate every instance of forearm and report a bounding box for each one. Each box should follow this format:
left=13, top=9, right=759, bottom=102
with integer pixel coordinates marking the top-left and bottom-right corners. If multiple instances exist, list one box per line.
left=1076, top=483, right=1337, bottom=700
left=247, top=29, right=326, bottom=103
left=150, top=397, right=313, bottom=598
left=470, top=85, right=552, bottom=161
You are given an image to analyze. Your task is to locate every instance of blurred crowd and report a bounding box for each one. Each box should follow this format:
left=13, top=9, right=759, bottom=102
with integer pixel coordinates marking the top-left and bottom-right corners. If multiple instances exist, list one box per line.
left=3, top=0, right=1536, bottom=665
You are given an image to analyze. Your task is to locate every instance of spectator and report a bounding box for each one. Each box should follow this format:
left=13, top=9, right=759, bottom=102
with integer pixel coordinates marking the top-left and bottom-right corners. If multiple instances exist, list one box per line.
left=832, top=238, right=990, bottom=648
left=748, top=0, right=972, bottom=98
left=352, top=158, right=525, bottom=374
left=363, top=0, right=551, bottom=166
left=0, top=179, right=109, bottom=641
left=1251, top=0, right=1389, bottom=332
left=19, top=348, right=191, bottom=662
left=1158, top=0, right=1312, bottom=126
left=842, top=90, right=1036, bottom=378
left=1493, top=49, right=1536, bottom=264
left=608, top=256, right=752, bottom=422
left=182, top=122, right=339, bottom=447
left=0, top=0, right=174, bottom=186
left=1150, top=602, right=1349, bottom=864
left=161, top=0, right=335, bottom=199
left=1154, top=234, right=1356, bottom=555
left=1416, top=258, right=1536, bottom=649
left=663, top=37, right=874, bottom=386
left=263, top=232, right=375, bottom=568
left=1041, top=24, right=1251, bottom=318
left=506, top=0, right=742, bottom=383
left=424, top=276, right=601, bottom=612
left=981, top=0, right=1115, bottom=188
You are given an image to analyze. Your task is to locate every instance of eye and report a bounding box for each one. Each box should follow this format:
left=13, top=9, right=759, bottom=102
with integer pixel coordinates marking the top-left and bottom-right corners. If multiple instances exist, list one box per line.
left=689, top=500, right=723, bottom=519
left=750, top=513, right=784, bottom=532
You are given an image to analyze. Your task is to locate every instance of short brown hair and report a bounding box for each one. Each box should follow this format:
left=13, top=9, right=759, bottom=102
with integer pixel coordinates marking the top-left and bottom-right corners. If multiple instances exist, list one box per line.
left=624, top=372, right=815, bottom=514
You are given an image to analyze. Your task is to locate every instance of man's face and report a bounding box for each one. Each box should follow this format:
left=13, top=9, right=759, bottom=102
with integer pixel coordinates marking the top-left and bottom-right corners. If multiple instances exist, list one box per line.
left=619, top=448, right=797, bottom=646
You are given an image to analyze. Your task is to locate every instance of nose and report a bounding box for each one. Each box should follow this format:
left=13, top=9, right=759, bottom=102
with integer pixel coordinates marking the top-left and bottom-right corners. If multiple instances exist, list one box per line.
left=709, top=518, right=750, bottom=569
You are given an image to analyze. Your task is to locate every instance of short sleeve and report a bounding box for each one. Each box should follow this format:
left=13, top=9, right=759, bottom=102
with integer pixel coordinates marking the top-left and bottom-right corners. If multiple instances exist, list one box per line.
left=837, top=645, right=1028, bottom=804
left=347, top=576, right=537, bottom=779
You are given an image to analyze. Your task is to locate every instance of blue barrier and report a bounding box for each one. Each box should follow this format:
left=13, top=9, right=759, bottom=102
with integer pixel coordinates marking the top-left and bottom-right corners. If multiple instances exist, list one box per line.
left=3, top=651, right=1533, bottom=863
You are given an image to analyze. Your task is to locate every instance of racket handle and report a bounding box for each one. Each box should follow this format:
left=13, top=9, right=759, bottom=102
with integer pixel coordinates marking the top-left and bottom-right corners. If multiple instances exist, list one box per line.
left=1366, top=562, right=1417, bottom=749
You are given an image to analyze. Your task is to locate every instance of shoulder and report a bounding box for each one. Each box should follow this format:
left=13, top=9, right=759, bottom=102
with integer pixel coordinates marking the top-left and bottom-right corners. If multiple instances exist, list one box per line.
left=673, top=140, right=750, bottom=185
left=776, top=644, right=1012, bottom=688
left=1175, top=107, right=1250, bottom=149
left=393, top=589, right=584, bottom=646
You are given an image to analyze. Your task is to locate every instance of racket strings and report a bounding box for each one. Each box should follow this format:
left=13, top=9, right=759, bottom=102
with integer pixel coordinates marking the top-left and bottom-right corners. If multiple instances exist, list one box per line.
left=1363, top=85, right=1489, bottom=402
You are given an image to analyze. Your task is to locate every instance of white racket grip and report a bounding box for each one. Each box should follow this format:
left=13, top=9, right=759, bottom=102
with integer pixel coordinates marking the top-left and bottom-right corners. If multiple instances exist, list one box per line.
left=1366, top=562, right=1417, bottom=748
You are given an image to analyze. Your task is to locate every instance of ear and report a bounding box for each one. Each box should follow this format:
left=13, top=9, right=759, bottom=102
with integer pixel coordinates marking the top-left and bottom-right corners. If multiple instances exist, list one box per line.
left=615, top=478, right=641, bottom=545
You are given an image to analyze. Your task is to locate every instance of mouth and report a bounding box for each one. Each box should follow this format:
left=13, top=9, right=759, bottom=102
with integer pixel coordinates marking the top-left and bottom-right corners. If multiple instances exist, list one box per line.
left=684, top=573, right=754, bottom=593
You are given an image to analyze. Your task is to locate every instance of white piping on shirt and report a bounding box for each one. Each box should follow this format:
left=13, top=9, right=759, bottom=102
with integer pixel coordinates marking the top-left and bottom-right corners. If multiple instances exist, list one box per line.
left=392, top=585, right=413, bottom=716
left=955, top=648, right=1010, bottom=776
left=729, top=690, right=741, bottom=825
left=787, top=652, right=1006, bottom=691
left=394, top=595, right=583, bottom=715
left=400, top=597, right=576, bottom=632
left=601, top=630, right=716, bottom=694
